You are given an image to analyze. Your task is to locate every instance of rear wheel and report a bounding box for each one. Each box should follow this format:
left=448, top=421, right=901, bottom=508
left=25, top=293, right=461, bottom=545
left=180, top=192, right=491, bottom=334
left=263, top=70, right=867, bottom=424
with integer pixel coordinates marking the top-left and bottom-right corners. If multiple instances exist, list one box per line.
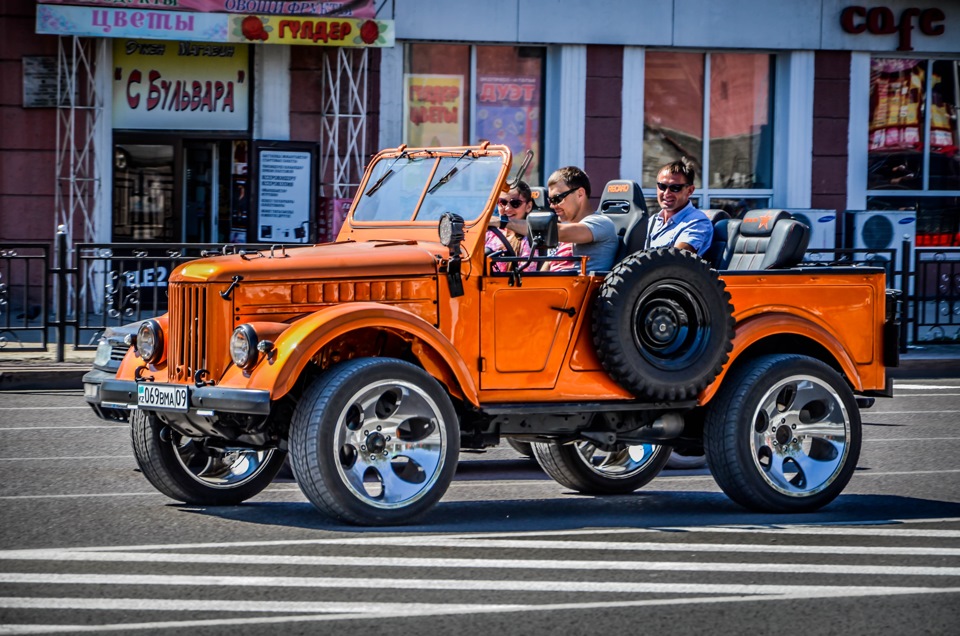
left=532, top=439, right=670, bottom=494
left=290, top=358, right=460, bottom=525
left=704, top=354, right=861, bottom=512
left=130, top=410, right=285, bottom=505
left=505, top=438, right=533, bottom=458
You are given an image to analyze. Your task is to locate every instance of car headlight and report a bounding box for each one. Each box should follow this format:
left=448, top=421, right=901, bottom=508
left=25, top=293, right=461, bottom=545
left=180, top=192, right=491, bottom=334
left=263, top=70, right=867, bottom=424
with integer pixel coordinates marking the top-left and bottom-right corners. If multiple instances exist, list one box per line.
left=230, top=324, right=259, bottom=370
left=135, top=319, right=164, bottom=364
left=92, top=337, right=113, bottom=368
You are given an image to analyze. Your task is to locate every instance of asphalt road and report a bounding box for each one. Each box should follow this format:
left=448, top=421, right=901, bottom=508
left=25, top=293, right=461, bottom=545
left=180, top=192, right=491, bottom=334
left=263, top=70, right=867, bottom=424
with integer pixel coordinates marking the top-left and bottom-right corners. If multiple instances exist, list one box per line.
left=1, top=380, right=959, bottom=635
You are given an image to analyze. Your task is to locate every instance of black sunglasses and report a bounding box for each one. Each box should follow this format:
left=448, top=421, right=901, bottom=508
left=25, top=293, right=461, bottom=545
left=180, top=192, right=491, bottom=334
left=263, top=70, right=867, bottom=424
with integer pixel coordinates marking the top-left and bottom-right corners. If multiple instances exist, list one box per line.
left=657, top=182, right=692, bottom=193
left=548, top=187, right=579, bottom=206
left=498, top=197, right=525, bottom=209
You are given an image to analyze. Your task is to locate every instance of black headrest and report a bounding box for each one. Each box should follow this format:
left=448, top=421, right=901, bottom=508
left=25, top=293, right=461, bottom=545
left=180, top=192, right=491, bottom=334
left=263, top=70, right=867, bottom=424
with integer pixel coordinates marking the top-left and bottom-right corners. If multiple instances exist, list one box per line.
left=738, top=209, right=791, bottom=236
left=598, top=180, right=648, bottom=217
left=528, top=187, right=550, bottom=211
left=702, top=209, right=731, bottom=223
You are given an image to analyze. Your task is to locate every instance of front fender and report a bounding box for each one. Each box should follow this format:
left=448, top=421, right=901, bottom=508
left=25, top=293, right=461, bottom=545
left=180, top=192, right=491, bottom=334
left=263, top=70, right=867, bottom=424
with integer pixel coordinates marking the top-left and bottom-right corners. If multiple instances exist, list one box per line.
left=220, top=303, right=480, bottom=406
left=699, top=313, right=863, bottom=404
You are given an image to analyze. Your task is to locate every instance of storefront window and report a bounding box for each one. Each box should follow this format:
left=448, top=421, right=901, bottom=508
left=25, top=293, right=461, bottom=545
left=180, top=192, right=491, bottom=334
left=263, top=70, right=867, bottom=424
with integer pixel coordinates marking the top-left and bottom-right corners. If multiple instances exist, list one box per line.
left=868, top=58, right=960, bottom=245
left=644, top=51, right=775, bottom=212
left=404, top=44, right=544, bottom=184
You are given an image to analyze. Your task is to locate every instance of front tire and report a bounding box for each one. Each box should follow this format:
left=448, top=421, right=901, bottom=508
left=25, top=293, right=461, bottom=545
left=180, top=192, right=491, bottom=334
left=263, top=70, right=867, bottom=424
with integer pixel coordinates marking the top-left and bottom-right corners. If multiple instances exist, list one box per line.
left=704, top=354, right=861, bottom=513
left=290, top=358, right=460, bottom=525
left=532, top=439, right=670, bottom=494
left=130, top=410, right=285, bottom=505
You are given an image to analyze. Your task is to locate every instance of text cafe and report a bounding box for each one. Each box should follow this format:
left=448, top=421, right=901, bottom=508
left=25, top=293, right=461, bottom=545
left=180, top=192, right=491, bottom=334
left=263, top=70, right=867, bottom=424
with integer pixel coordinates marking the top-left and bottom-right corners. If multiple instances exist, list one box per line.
left=35, top=0, right=393, bottom=245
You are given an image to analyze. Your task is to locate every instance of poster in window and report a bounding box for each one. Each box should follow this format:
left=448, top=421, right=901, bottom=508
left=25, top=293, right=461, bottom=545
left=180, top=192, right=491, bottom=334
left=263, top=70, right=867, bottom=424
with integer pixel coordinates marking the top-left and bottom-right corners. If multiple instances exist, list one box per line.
left=476, top=75, right=541, bottom=174
left=403, top=74, right=463, bottom=147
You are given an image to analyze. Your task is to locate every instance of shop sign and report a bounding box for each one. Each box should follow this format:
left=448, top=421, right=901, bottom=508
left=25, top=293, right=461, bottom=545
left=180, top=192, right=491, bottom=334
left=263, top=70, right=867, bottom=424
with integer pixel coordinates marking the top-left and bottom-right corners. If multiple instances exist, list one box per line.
left=840, top=5, right=946, bottom=51
left=403, top=74, right=464, bottom=147
left=36, top=3, right=394, bottom=47
left=37, top=1, right=376, bottom=19
left=112, top=39, right=249, bottom=130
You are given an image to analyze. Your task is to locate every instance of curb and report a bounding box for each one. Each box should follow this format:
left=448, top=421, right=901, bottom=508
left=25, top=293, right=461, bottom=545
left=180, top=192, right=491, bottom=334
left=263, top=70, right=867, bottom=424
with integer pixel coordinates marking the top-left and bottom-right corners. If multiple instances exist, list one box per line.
left=0, top=366, right=91, bottom=391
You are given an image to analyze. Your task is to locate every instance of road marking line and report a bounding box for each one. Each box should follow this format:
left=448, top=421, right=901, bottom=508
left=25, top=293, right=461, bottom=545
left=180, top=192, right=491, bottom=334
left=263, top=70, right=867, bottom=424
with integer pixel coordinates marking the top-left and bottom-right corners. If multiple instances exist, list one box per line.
left=863, top=437, right=960, bottom=442
left=0, top=572, right=949, bottom=596
left=0, top=596, right=523, bottom=613
left=892, top=384, right=960, bottom=389
left=0, top=456, right=130, bottom=462
left=0, top=550, right=956, bottom=577
left=861, top=410, right=960, bottom=415
left=0, top=407, right=91, bottom=411
left=14, top=536, right=957, bottom=557
left=0, top=426, right=125, bottom=431
left=3, top=589, right=960, bottom=634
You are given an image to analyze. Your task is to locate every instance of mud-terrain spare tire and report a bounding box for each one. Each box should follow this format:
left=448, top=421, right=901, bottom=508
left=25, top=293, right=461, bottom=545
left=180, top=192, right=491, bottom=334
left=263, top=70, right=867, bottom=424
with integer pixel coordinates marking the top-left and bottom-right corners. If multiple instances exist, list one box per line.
left=593, top=248, right=734, bottom=401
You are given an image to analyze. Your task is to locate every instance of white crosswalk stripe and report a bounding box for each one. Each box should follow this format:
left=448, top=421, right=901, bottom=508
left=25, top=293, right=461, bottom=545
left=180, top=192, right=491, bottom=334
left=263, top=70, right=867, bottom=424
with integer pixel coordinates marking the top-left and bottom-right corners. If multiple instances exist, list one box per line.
left=0, top=524, right=958, bottom=633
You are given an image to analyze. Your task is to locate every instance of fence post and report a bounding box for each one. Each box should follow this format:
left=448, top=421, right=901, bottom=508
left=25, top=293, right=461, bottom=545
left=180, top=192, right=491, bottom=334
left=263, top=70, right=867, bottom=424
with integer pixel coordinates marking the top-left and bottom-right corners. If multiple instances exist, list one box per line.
left=900, top=238, right=911, bottom=353
left=55, top=225, right=67, bottom=362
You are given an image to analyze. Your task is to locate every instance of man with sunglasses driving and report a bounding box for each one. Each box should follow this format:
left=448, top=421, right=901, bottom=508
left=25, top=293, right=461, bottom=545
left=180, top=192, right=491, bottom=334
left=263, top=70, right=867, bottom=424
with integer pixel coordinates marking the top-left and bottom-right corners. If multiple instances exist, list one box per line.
left=645, top=158, right=712, bottom=255
left=503, top=166, right=618, bottom=272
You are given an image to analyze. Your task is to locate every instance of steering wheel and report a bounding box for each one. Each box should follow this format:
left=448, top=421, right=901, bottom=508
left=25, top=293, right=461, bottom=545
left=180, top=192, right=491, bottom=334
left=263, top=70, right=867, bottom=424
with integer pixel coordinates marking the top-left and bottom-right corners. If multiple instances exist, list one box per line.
left=486, top=227, right=517, bottom=259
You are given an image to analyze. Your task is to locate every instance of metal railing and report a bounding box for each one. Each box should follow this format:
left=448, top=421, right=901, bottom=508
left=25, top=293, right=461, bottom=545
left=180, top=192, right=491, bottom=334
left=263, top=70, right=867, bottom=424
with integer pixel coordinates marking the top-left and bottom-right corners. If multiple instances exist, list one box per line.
left=1, top=231, right=958, bottom=359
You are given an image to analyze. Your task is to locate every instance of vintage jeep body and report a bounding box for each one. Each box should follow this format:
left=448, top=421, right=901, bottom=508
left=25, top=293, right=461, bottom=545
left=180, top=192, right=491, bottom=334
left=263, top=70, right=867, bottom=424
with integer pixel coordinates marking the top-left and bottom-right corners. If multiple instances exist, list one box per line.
left=87, top=143, right=897, bottom=525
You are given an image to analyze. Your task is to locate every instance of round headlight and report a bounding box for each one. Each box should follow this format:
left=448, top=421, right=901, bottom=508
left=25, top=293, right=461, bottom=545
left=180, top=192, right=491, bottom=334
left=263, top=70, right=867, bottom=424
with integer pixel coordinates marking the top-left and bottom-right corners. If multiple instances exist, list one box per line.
left=230, top=324, right=259, bottom=370
left=135, top=319, right=163, bottom=364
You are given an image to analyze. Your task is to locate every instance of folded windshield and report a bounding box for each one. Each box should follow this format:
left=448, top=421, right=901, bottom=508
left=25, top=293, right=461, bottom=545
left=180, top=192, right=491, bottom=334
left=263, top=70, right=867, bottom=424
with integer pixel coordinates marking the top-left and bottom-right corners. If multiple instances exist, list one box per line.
left=353, top=153, right=504, bottom=223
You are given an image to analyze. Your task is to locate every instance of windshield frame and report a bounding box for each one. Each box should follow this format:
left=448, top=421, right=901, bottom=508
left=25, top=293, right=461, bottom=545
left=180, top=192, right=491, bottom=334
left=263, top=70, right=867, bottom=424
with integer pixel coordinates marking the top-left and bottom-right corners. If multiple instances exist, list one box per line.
left=347, top=144, right=512, bottom=231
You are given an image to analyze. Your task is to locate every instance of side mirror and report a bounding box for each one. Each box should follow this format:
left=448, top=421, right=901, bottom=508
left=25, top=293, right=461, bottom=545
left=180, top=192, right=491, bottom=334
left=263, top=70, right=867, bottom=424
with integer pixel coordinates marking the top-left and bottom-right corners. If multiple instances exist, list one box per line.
left=526, top=211, right=559, bottom=251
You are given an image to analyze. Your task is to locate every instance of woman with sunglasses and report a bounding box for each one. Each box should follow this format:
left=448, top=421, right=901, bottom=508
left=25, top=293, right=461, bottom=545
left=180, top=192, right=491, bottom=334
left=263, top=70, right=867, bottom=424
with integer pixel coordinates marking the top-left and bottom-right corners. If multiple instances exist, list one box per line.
left=502, top=166, right=618, bottom=273
left=485, top=180, right=534, bottom=271
left=645, top=158, right=713, bottom=255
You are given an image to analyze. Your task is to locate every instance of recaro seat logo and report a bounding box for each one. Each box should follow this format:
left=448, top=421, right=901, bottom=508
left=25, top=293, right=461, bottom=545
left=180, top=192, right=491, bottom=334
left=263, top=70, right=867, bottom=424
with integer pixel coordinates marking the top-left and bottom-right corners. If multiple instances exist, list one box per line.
left=607, top=184, right=630, bottom=193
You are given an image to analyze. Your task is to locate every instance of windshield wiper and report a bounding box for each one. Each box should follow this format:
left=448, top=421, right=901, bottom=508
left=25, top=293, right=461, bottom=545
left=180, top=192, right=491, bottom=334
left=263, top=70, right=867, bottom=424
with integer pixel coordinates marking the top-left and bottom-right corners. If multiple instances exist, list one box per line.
left=427, top=150, right=472, bottom=195
left=364, top=150, right=410, bottom=197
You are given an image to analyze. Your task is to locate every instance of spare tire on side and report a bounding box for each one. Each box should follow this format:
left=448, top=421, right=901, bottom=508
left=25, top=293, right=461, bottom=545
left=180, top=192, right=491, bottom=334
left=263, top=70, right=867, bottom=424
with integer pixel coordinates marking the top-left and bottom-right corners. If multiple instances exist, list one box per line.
left=593, top=248, right=735, bottom=401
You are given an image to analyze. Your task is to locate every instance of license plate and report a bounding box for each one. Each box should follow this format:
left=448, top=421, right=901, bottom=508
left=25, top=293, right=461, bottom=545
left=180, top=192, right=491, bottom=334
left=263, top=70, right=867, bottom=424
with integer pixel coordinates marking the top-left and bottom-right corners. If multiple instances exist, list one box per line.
left=137, top=383, right=189, bottom=412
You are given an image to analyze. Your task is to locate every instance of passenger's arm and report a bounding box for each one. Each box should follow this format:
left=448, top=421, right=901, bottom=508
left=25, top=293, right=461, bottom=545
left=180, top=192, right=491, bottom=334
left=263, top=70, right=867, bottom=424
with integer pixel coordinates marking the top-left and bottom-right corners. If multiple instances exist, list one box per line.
left=557, top=222, right=594, bottom=244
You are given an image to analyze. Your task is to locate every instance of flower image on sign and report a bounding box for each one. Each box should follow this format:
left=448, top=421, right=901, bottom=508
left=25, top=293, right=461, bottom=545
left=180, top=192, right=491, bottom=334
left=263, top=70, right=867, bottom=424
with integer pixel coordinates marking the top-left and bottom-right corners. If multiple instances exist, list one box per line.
left=36, top=4, right=393, bottom=47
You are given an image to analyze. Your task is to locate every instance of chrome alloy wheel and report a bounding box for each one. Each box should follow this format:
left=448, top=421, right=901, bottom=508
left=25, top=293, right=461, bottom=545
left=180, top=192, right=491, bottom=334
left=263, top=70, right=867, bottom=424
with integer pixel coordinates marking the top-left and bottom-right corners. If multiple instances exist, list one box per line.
left=749, top=374, right=851, bottom=497
left=173, top=437, right=277, bottom=489
left=333, top=379, right=447, bottom=510
left=574, top=441, right=663, bottom=480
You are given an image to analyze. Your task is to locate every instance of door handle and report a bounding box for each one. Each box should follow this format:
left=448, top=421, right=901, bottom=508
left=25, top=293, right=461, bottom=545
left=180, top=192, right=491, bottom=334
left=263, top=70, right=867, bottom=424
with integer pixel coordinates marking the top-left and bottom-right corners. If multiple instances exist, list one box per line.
left=551, top=306, right=575, bottom=317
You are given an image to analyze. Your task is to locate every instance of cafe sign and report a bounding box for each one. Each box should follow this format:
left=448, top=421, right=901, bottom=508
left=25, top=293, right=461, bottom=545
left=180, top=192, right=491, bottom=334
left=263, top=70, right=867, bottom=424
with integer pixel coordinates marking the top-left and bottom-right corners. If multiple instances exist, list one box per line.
left=840, top=5, right=946, bottom=51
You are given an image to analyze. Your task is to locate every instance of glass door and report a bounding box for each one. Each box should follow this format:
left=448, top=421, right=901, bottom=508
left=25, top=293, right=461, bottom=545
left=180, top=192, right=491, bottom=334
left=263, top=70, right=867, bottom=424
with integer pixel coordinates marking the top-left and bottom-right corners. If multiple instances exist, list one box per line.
left=183, top=140, right=237, bottom=243
left=112, top=144, right=176, bottom=242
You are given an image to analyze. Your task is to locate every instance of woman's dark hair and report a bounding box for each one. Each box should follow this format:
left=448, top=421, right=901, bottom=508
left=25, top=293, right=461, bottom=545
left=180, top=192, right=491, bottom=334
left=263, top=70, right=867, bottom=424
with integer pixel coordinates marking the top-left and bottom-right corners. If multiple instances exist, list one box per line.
left=513, top=179, right=532, bottom=202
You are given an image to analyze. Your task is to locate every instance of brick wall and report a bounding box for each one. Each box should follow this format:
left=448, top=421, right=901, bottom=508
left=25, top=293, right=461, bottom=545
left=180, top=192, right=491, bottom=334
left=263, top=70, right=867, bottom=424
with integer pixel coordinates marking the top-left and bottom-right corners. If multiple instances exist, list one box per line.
left=811, top=50, right=851, bottom=214
left=0, top=0, right=59, bottom=242
left=584, top=45, right=622, bottom=205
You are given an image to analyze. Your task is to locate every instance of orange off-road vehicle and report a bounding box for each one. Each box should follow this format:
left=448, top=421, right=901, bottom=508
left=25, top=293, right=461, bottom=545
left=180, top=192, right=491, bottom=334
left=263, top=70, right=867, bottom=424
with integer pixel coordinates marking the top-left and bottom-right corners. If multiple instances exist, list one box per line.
left=87, top=143, right=899, bottom=525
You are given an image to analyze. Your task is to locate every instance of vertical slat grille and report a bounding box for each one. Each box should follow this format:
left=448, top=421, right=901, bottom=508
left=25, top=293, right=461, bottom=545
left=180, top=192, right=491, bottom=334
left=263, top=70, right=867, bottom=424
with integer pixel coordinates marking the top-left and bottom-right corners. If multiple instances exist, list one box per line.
left=168, top=283, right=209, bottom=383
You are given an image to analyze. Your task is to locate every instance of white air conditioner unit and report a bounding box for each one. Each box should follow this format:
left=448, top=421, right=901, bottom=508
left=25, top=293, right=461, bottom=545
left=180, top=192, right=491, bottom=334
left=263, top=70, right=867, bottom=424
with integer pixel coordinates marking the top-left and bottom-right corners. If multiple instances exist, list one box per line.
left=851, top=210, right=916, bottom=293
left=787, top=209, right=837, bottom=263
